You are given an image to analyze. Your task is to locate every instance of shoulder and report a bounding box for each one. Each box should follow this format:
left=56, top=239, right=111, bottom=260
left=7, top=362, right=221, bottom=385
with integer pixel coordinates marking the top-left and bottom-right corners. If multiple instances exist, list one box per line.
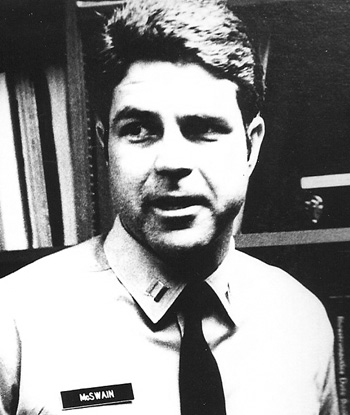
left=0, top=236, right=112, bottom=305
left=232, top=249, right=321, bottom=306
left=230, top=249, right=332, bottom=340
left=229, top=250, right=337, bottom=404
left=3, top=235, right=109, bottom=276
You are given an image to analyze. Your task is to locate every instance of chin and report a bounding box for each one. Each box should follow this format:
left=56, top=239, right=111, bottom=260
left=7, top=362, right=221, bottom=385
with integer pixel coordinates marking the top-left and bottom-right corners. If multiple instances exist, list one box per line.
left=147, top=228, right=217, bottom=261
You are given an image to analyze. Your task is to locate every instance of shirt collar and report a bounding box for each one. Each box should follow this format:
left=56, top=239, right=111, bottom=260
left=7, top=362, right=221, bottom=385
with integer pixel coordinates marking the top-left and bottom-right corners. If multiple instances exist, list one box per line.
left=103, top=217, right=237, bottom=325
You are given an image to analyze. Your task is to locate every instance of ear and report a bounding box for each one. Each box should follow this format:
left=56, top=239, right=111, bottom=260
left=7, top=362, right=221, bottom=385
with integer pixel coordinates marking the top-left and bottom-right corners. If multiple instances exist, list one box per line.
left=95, top=117, right=106, bottom=148
left=95, top=116, right=109, bottom=161
left=246, top=115, right=265, bottom=176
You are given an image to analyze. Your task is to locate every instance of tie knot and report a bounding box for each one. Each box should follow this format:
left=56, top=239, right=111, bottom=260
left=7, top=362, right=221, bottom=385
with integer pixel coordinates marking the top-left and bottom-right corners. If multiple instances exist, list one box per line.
left=179, top=282, right=216, bottom=318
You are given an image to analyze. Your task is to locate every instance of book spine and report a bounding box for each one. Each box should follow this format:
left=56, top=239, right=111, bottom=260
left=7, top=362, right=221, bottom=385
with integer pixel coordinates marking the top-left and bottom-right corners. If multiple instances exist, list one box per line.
left=0, top=72, right=30, bottom=250
left=336, top=314, right=350, bottom=415
left=330, top=296, right=350, bottom=415
left=14, top=74, right=52, bottom=248
left=45, top=65, right=79, bottom=246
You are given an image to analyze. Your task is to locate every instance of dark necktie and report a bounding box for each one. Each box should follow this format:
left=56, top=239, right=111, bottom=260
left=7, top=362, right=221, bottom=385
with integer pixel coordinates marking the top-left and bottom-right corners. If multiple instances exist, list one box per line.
left=179, top=282, right=226, bottom=415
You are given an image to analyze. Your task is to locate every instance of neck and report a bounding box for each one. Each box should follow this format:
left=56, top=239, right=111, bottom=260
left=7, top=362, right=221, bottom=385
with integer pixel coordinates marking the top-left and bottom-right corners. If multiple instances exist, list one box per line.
left=155, top=227, right=234, bottom=283
left=119, top=217, right=234, bottom=283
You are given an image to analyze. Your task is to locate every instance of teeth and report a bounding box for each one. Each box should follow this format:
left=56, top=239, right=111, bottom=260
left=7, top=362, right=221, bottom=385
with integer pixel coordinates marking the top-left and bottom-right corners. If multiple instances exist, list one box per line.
left=159, top=203, right=190, bottom=210
left=154, top=198, right=193, bottom=210
left=162, top=205, right=188, bottom=210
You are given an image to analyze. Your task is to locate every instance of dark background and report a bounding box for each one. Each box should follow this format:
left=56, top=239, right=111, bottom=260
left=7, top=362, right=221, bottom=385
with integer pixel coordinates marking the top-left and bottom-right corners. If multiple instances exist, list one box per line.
left=233, top=0, right=350, bottom=233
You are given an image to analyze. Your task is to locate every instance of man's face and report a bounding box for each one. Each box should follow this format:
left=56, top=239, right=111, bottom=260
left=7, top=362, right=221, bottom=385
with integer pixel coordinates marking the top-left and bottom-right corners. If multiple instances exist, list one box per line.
left=108, top=61, right=263, bottom=258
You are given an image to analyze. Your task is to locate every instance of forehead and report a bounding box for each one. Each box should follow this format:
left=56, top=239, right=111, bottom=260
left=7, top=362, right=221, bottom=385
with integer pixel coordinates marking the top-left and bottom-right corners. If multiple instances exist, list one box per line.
left=110, top=61, right=241, bottom=119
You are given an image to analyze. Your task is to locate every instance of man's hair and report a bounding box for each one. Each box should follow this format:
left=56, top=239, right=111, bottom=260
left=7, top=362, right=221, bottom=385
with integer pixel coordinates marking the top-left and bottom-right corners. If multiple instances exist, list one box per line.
left=88, top=0, right=265, bottom=127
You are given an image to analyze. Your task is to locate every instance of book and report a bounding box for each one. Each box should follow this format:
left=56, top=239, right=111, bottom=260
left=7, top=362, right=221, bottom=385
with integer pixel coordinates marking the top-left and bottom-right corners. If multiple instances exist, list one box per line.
left=0, top=72, right=29, bottom=250
left=45, top=65, right=79, bottom=246
left=329, top=295, right=350, bottom=415
left=14, top=73, right=52, bottom=248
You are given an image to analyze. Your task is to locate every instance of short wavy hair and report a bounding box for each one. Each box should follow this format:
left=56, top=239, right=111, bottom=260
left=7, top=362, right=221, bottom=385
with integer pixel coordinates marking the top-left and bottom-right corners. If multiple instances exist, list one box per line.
left=90, top=0, right=265, bottom=126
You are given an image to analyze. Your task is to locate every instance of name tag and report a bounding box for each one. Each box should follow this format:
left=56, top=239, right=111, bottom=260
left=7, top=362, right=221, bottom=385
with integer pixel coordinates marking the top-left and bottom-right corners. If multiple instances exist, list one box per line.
left=61, top=383, right=134, bottom=410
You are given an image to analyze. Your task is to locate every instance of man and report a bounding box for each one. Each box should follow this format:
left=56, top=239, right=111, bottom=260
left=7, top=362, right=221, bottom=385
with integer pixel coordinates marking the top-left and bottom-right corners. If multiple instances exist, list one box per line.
left=0, top=0, right=339, bottom=414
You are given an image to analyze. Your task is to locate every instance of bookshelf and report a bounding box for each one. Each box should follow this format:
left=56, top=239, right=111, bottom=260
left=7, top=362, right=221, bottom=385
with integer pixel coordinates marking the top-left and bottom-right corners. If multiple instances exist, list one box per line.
left=0, top=0, right=100, bottom=251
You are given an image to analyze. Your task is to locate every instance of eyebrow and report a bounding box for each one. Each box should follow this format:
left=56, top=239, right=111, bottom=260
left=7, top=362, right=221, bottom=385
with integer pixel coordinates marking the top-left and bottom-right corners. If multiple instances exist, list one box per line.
left=110, top=107, right=159, bottom=128
left=178, top=115, right=233, bottom=132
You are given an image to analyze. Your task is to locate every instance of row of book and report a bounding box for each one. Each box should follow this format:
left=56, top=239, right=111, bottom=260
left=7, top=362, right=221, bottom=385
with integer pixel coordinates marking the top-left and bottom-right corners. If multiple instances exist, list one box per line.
left=329, top=295, right=350, bottom=415
left=0, top=67, right=80, bottom=251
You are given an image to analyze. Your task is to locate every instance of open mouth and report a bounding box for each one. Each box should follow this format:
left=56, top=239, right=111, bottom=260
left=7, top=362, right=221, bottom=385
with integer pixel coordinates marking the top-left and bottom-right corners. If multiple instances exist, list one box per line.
left=149, top=196, right=205, bottom=217
left=152, top=196, right=199, bottom=210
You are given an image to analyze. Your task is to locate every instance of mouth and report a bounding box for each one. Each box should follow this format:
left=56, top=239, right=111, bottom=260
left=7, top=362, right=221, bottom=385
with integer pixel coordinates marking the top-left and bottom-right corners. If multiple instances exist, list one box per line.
left=148, top=196, right=206, bottom=218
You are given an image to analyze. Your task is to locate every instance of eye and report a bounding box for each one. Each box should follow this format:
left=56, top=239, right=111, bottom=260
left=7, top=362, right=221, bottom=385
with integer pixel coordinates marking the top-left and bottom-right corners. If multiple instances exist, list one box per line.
left=181, top=117, right=231, bottom=142
left=117, top=120, right=159, bottom=143
left=120, top=121, right=143, bottom=137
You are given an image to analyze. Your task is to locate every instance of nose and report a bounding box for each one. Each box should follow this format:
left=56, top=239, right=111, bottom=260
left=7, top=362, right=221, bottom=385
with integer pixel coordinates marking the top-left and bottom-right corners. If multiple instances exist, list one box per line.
left=153, top=126, right=193, bottom=179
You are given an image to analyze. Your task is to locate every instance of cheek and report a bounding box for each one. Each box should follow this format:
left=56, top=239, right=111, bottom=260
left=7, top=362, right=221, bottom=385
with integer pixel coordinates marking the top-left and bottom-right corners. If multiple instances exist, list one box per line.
left=110, top=142, right=154, bottom=177
left=202, top=142, right=249, bottom=195
left=215, top=155, right=248, bottom=178
left=108, top=149, right=133, bottom=206
left=108, top=145, right=153, bottom=206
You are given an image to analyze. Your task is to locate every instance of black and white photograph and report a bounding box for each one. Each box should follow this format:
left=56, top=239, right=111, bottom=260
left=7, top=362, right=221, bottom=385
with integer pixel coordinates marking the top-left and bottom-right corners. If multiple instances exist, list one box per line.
left=0, top=0, right=349, bottom=413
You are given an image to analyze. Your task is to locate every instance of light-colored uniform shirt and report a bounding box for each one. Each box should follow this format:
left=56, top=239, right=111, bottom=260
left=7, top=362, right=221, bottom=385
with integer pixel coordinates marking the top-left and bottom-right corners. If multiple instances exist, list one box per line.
left=0, top=217, right=339, bottom=415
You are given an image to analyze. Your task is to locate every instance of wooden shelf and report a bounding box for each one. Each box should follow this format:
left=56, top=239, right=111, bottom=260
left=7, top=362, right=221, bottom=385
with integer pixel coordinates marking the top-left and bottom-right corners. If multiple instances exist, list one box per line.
left=236, top=228, right=350, bottom=248
left=0, top=247, right=64, bottom=262
left=0, top=247, right=65, bottom=278
left=76, top=0, right=124, bottom=8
